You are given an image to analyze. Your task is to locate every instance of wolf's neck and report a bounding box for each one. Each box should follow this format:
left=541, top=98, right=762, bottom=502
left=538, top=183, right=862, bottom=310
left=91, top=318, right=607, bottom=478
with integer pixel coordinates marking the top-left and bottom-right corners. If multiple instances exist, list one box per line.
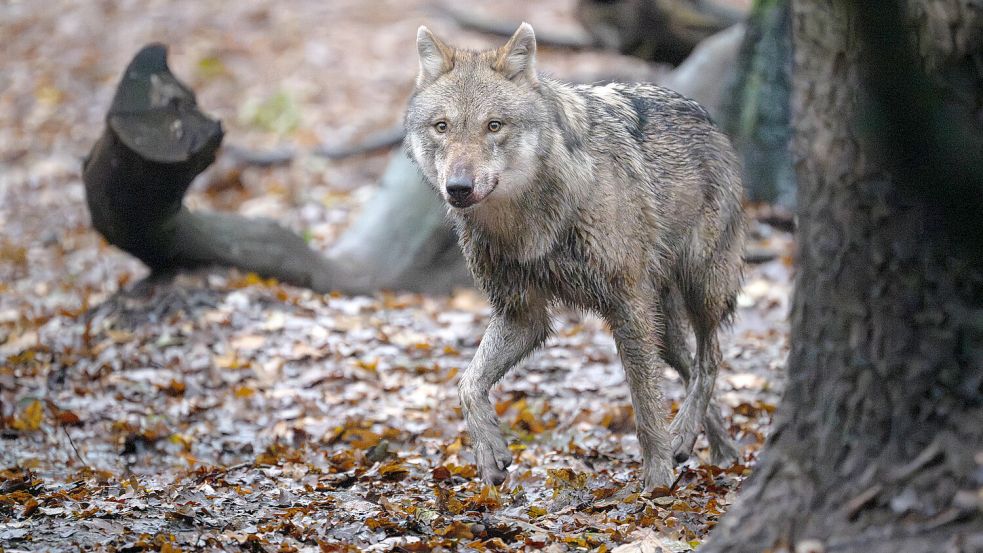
left=458, top=165, right=569, bottom=261
left=537, top=77, right=595, bottom=204
left=538, top=77, right=592, bottom=157
left=456, top=78, right=593, bottom=262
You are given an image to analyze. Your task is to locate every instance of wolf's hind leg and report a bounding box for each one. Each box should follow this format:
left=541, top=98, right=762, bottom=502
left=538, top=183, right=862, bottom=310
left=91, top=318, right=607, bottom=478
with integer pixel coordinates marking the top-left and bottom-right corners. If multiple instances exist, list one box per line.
left=660, top=294, right=738, bottom=466
left=668, top=257, right=738, bottom=463
left=610, top=296, right=674, bottom=490
left=459, top=308, right=550, bottom=486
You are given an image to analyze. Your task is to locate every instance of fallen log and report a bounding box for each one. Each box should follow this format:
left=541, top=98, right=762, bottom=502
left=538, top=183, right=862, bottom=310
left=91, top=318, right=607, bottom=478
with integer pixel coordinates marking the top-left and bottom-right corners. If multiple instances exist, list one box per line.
left=82, top=44, right=467, bottom=295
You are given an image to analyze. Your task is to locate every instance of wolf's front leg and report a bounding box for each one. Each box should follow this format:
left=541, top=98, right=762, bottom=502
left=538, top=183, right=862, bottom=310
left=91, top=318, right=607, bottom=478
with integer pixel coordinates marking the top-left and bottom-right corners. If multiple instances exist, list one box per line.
left=610, top=300, right=675, bottom=490
left=459, top=310, right=550, bottom=486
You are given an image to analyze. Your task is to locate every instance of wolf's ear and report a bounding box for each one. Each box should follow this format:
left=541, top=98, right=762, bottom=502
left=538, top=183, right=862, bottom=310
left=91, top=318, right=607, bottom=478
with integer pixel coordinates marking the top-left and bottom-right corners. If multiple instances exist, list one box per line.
left=416, top=26, right=454, bottom=87
left=494, top=22, right=537, bottom=84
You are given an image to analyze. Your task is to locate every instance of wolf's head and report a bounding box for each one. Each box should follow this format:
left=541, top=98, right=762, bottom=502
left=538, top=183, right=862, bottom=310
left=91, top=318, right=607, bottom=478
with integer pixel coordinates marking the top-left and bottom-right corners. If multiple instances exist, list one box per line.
left=405, top=23, right=547, bottom=210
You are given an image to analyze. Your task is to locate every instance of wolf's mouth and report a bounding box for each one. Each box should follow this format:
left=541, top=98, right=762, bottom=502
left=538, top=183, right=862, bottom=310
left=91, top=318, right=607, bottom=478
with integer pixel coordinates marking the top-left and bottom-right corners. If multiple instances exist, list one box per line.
left=447, top=175, right=499, bottom=209
left=448, top=195, right=476, bottom=208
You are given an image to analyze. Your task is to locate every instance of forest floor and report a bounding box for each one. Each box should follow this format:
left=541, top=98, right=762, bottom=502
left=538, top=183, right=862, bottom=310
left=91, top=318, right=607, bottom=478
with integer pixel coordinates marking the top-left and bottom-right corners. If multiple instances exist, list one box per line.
left=0, top=1, right=788, bottom=551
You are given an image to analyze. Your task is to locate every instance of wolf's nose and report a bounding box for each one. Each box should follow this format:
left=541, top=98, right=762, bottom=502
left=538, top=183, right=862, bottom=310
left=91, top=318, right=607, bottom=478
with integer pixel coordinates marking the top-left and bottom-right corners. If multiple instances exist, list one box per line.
left=446, top=176, right=474, bottom=200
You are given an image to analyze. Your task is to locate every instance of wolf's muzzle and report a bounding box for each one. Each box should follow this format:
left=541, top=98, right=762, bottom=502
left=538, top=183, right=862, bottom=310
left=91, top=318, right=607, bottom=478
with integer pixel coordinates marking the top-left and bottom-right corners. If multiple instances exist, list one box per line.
left=446, top=175, right=474, bottom=206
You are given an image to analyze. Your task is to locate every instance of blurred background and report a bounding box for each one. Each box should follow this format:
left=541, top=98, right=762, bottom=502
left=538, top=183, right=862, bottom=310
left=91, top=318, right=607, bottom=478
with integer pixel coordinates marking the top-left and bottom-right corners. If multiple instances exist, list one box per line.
left=2, top=2, right=978, bottom=551
left=0, top=2, right=800, bottom=550
left=2, top=0, right=790, bottom=307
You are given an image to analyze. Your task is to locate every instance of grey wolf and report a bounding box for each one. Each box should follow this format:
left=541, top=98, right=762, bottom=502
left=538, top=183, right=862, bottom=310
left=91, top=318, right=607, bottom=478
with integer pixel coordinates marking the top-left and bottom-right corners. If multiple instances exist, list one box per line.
left=405, top=22, right=746, bottom=489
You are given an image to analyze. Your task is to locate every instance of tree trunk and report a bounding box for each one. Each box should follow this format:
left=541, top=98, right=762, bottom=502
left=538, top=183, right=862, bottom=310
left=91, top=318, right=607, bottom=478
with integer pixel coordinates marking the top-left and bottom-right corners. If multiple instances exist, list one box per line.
left=700, top=1, right=983, bottom=551
left=83, top=44, right=345, bottom=292
left=720, top=0, right=795, bottom=209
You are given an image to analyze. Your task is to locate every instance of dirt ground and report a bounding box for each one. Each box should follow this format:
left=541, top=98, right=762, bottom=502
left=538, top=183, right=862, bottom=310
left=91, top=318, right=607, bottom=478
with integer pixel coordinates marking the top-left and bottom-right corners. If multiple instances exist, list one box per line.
left=0, top=1, right=790, bottom=551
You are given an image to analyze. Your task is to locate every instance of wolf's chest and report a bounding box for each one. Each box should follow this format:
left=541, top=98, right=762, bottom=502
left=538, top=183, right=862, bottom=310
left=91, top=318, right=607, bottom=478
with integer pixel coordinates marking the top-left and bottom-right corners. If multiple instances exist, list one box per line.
left=467, top=233, right=624, bottom=313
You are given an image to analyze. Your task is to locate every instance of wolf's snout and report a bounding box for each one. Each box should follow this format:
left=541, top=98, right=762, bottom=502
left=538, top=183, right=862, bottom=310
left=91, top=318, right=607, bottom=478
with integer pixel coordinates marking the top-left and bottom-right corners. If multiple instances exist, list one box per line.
left=446, top=175, right=473, bottom=196
left=445, top=174, right=474, bottom=205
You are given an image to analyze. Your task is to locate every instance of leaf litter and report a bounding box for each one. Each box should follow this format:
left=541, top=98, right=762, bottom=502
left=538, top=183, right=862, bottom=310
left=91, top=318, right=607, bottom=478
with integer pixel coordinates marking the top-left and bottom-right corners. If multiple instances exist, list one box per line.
left=1, top=0, right=789, bottom=550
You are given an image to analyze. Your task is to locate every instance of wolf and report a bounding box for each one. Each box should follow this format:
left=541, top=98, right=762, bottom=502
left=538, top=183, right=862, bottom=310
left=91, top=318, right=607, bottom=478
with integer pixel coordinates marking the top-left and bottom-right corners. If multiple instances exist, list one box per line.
left=405, top=22, right=746, bottom=489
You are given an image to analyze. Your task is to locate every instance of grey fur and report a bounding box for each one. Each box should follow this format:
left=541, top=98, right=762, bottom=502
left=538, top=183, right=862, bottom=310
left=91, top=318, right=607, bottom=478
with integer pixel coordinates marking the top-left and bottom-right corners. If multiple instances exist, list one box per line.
left=406, top=23, right=746, bottom=489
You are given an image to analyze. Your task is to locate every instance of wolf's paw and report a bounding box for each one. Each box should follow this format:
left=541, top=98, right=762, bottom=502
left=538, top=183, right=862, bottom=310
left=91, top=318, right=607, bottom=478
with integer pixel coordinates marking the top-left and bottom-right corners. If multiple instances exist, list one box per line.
left=475, top=438, right=512, bottom=486
left=708, top=436, right=740, bottom=467
left=668, top=420, right=700, bottom=463
left=642, top=459, right=675, bottom=491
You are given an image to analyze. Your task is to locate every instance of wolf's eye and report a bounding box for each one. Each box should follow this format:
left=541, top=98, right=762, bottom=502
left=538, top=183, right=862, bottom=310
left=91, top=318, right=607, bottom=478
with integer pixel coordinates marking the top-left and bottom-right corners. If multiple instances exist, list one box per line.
left=434, top=121, right=448, bottom=133
left=487, top=120, right=503, bottom=132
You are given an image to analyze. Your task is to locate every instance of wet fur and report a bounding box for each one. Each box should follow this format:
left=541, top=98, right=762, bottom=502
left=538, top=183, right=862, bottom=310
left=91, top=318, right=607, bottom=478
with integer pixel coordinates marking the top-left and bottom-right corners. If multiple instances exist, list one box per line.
left=406, top=24, right=746, bottom=488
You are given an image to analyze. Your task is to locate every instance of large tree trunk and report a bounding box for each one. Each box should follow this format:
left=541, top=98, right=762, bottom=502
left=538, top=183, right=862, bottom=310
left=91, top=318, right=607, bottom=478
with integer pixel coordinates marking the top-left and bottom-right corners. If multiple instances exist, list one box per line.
left=700, top=1, right=983, bottom=551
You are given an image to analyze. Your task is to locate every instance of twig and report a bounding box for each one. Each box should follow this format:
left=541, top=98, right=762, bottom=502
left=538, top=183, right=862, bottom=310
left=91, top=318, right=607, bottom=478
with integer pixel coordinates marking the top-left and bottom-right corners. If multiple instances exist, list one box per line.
left=490, top=514, right=552, bottom=535
left=62, top=426, right=89, bottom=468
left=222, top=144, right=295, bottom=167
left=743, top=247, right=778, bottom=265
left=193, top=461, right=253, bottom=483
left=221, top=125, right=407, bottom=168
left=888, top=439, right=943, bottom=483
left=756, top=212, right=796, bottom=233
left=669, top=469, right=686, bottom=491
left=845, top=483, right=883, bottom=520
left=314, top=125, right=406, bottom=160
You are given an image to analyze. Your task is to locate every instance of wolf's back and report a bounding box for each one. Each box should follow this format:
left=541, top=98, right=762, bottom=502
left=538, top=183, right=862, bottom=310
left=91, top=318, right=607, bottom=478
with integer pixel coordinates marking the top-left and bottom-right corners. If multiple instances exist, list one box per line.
left=548, top=80, right=745, bottom=294
left=560, top=80, right=743, bottom=223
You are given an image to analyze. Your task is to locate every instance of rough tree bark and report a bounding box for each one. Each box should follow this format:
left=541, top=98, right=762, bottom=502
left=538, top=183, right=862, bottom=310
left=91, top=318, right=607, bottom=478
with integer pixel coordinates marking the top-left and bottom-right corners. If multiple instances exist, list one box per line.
left=699, top=1, right=983, bottom=552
